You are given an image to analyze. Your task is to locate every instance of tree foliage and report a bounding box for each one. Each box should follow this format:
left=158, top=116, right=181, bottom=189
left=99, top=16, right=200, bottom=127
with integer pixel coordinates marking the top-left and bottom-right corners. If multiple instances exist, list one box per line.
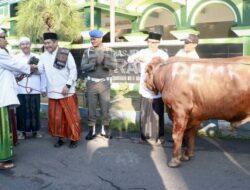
left=15, top=0, right=84, bottom=43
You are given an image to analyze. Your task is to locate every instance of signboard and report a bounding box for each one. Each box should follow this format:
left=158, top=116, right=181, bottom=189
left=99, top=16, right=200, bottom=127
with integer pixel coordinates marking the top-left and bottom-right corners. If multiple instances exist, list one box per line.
left=111, top=46, right=169, bottom=83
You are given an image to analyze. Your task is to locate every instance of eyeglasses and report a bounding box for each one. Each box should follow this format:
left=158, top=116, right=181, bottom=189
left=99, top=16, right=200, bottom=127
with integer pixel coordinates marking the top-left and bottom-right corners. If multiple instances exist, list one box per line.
left=90, top=38, right=101, bottom=41
left=0, top=36, right=6, bottom=39
left=148, top=40, right=159, bottom=44
left=185, top=41, right=197, bottom=45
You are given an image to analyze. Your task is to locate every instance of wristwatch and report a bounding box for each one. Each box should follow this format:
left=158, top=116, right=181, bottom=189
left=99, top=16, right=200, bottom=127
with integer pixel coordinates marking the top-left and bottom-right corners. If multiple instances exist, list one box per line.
left=66, top=84, right=71, bottom=89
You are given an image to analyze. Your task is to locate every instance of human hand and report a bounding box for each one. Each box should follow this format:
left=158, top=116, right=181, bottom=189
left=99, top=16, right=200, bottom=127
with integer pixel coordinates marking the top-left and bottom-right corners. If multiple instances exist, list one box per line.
left=135, top=57, right=145, bottom=63
left=41, top=92, right=47, bottom=97
left=62, top=86, right=69, bottom=96
left=16, top=74, right=25, bottom=82
left=96, top=55, right=104, bottom=65
left=30, top=64, right=38, bottom=72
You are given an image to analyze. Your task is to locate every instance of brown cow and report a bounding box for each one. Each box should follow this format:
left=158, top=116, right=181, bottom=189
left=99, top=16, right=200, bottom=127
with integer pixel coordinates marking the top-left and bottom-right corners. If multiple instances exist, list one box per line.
left=145, top=56, right=250, bottom=167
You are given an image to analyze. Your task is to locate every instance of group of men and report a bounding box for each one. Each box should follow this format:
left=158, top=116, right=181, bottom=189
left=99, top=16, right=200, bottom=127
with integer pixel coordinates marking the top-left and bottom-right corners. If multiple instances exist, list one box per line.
left=0, top=27, right=199, bottom=170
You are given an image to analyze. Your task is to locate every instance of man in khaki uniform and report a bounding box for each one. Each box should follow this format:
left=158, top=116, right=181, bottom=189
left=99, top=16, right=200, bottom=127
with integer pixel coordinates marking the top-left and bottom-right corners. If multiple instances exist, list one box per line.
left=81, top=29, right=117, bottom=140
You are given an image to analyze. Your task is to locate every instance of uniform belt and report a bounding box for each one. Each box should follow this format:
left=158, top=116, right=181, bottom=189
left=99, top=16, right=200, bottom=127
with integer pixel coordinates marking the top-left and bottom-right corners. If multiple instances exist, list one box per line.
left=87, top=76, right=111, bottom=82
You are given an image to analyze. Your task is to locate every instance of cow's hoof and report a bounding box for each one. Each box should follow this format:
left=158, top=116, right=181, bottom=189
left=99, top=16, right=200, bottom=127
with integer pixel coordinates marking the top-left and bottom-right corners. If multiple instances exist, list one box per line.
left=168, top=158, right=181, bottom=168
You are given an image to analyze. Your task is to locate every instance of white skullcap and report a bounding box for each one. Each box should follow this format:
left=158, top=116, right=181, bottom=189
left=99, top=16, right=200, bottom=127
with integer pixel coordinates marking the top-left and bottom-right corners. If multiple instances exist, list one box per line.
left=19, top=37, right=31, bottom=44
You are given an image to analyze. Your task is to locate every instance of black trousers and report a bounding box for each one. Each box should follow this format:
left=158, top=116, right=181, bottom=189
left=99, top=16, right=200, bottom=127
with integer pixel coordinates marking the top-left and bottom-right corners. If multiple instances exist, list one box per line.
left=16, top=94, right=41, bottom=132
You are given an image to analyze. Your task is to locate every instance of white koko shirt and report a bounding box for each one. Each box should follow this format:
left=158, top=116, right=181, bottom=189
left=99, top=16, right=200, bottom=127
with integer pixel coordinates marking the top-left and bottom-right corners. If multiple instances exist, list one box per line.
left=38, top=47, right=77, bottom=99
left=127, top=48, right=169, bottom=99
left=175, top=49, right=199, bottom=59
left=0, top=48, right=30, bottom=107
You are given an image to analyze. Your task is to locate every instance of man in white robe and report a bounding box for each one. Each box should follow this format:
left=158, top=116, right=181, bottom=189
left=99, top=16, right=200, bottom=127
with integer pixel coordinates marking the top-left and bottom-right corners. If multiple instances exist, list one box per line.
left=0, top=29, right=36, bottom=170
left=37, top=32, right=81, bottom=148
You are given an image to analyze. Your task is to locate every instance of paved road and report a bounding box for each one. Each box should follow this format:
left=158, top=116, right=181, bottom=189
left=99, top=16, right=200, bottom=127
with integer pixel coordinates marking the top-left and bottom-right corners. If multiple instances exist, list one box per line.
left=1, top=122, right=250, bottom=190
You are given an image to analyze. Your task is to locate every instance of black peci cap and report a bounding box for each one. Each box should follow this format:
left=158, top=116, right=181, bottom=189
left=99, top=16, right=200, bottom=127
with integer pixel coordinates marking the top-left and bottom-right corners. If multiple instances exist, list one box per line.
left=148, top=32, right=162, bottom=40
left=43, top=32, right=58, bottom=40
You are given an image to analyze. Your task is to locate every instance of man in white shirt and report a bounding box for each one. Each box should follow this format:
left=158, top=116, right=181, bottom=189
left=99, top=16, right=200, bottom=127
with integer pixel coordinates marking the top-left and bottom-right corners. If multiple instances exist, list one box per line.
left=38, top=32, right=81, bottom=148
left=175, top=34, right=199, bottom=58
left=15, top=37, right=46, bottom=140
left=175, top=34, right=218, bottom=145
left=127, top=32, right=169, bottom=144
left=0, top=29, right=35, bottom=170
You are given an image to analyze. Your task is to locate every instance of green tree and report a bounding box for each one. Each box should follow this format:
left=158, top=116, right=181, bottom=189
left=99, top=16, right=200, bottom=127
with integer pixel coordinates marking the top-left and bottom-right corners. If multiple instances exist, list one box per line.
left=15, top=0, right=83, bottom=43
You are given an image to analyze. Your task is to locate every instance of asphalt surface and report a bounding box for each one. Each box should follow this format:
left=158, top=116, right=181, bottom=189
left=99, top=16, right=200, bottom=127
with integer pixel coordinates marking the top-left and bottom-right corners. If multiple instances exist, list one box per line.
left=0, top=120, right=250, bottom=190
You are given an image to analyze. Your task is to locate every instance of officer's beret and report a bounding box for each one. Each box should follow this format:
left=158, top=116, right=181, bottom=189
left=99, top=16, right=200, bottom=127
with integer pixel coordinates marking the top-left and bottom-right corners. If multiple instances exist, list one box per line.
left=89, top=30, right=103, bottom=38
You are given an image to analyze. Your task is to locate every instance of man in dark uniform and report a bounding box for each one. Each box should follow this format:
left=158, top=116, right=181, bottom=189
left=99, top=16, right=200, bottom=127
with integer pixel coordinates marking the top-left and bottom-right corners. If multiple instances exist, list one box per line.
left=81, top=29, right=117, bottom=140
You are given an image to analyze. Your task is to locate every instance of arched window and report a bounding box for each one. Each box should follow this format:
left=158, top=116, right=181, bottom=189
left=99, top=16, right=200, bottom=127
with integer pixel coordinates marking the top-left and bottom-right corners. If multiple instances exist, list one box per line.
left=194, top=3, right=237, bottom=38
left=143, top=8, right=176, bottom=40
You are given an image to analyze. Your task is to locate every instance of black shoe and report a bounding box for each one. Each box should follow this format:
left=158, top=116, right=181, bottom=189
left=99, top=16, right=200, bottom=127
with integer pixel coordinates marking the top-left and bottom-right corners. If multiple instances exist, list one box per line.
left=141, top=134, right=149, bottom=141
left=100, top=133, right=112, bottom=139
left=103, top=133, right=112, bottom=139
left=69, top=141, right=77, bottom=148
left=103, top=125, right=112, bottom=139
left=54, top=139, right=64, bottom=148
left=138, top=138, right=148, bottom=144
left=85, top=131, right=96, bottom=140
left=32, top=132, right=43, bottom=138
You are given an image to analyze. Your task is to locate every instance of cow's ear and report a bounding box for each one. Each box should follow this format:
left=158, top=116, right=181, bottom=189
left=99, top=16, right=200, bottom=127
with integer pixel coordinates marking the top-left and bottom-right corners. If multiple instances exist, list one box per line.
left=152, top=86, right=158, bottom=95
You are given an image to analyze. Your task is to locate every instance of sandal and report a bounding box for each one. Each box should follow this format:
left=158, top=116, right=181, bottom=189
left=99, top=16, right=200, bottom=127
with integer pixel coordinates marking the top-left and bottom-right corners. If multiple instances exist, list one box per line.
left=0, top=162, right=15, bottom=170
left=69, top=141, right=77, bottom=149
left=54, top=139, right=64, bottom=148
left=32, top=132, right=43, bottom=139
